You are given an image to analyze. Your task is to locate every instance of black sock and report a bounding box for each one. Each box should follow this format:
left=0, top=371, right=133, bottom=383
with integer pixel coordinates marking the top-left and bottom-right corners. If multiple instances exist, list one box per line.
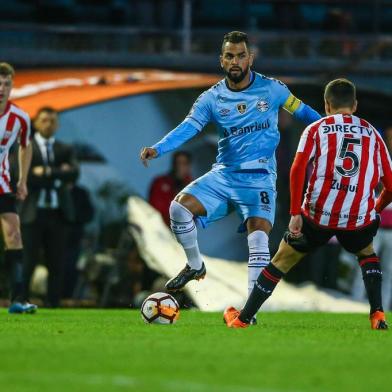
left=239, top=263, right=285, bottom=323
left=358, top=254, right=383, bottom=314
left=5, top=249, right=24, bottom=302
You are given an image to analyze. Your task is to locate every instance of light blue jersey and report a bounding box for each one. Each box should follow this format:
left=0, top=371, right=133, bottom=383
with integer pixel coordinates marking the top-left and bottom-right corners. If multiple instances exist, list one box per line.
left=186, top=72, right=289, bottom=173
left=153, top=72, right=320, bottom=174
left=151, top=72, right=321, bottom=229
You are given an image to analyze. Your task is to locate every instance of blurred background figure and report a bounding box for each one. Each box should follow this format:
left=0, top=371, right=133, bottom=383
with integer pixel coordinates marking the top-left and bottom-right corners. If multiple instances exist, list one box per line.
left=19, top=107, right=79, bottom=307
left=148, top=151, right=193, bottom=225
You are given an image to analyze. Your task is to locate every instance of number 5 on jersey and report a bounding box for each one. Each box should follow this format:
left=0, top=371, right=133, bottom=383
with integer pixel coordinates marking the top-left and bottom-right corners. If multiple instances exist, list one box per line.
left=336, top=137, right=361, bottom=177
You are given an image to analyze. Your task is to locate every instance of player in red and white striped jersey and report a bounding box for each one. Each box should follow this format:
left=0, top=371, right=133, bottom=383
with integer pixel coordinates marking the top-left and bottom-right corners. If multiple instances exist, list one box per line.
left=293, top=110, right=392, bottom=230
left=224, top=79, right=391, bottom=329
left=0, top=63, right=36, bottom=314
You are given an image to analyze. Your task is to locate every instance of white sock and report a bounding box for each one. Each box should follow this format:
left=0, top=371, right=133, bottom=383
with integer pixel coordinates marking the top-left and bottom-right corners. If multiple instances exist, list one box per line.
left=170, top=200, right=203, bottom=270
left=248, top=230, right=270, bottom=295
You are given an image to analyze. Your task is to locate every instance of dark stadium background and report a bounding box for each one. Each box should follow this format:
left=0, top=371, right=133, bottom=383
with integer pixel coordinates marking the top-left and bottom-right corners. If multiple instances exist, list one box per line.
left=1, top=0, right=391, bottom=303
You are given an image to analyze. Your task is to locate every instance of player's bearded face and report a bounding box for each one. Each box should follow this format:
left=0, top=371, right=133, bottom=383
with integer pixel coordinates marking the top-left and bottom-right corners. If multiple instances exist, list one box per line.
left=226, top=64, right=249, bottom=84
left=221, top=42, right=252, bottom=84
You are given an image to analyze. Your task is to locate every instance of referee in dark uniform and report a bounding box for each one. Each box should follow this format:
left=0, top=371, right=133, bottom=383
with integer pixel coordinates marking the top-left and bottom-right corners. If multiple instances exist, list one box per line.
left=20, top=107, right=79, bottom=307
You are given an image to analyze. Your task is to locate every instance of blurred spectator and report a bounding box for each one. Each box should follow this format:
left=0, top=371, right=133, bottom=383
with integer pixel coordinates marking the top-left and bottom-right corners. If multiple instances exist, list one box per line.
left=73, top=225, right=161, bottom=308
left=102, top=226, right=160, bottom=307
left=149, top=151, right=193, bottom=225
left=19, top=107, right=79, bottom=307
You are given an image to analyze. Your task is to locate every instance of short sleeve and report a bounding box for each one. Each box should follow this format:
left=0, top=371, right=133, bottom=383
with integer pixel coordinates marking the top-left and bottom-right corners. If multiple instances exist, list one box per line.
left=18, top=114, right=31, bottom=147
left=183, top=91, right=212, bottom=131
left=269, top=78, right=291, bottom=108
left=377, top=131, right=392, bottom=180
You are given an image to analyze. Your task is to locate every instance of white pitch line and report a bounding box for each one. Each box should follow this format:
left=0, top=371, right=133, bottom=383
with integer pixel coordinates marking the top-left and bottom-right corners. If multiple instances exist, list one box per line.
left=0, top=371, right=302, bottom=392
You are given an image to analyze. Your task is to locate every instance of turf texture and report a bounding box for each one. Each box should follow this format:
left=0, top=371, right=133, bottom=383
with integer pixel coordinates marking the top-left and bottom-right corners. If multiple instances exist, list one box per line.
left=0, top=310, right=390, bottom=392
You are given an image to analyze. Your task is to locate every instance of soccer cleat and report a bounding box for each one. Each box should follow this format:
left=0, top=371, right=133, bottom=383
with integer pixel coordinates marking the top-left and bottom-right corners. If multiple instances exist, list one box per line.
left=223, top=306, right=249, bottom=328
left=8, top=301, right=38, bottom=314
left=228, top=317, right=250, bottom=328
left=370, top=311, right=388, bottom=330
left=223, top=306, right=240, bottom=325
left=223, top=307, right=249, bottom=328
left=250, top=316, right=258, bottom=325
left=165, top=263, right=206, bottom=291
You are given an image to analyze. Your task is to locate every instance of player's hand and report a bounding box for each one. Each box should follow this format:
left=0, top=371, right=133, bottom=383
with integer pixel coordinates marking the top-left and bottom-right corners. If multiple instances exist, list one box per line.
left=288, top=215, right=303, bottom=238
left=140, top=147, right=158, bottom=167
left=16, top=180, right=28, bottom=201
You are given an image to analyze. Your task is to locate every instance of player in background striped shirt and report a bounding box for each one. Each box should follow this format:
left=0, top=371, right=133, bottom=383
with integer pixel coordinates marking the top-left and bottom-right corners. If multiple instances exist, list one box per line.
left=225, top=79, right=392, bottom=329
left=0, top=63, right=37, bottom=313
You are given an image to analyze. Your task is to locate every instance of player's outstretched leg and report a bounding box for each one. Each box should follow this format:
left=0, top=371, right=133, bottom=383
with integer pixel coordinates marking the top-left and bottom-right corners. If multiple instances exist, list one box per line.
left=225, top=240, right=304, bottom=328
left=224, top=262, right=284, bottom=328
left=247, top=230, right=270, bottom=324
left=165, top=200, right=206, bottom=291
left=357, top=252, right=388, bottom=330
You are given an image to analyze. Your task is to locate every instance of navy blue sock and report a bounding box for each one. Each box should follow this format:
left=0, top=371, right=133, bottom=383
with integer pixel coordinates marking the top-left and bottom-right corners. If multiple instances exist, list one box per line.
left=5, top=249, right=24, bottom=302
left=358, top=254, right=383, bottom=313
left=239, top=263, right=284, bottom=323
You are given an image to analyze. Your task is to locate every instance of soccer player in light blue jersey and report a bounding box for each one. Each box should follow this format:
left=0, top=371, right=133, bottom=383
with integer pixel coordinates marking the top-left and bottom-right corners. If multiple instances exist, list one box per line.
left=140, top=31, right=321, bottom=314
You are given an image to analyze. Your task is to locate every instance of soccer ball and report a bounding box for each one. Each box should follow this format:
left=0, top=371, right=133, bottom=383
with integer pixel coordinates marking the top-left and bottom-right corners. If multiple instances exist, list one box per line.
left=141, top=292, right=180, bottom=324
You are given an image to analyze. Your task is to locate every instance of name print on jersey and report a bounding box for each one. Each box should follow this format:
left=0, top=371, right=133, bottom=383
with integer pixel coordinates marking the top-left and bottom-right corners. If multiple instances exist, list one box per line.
left=330, top=179, right=359, bottom=193
left=308, top=204, right=363, bottom=222
left=222, top=120, right=270, bottom=137
left=321, top=124, right=373, bottom=136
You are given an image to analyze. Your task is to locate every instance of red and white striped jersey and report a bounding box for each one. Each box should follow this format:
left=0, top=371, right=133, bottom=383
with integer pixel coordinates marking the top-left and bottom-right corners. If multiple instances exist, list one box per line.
left=0, top=101, right=31, bottom=194
left=295, top=114, right=392, bottom=230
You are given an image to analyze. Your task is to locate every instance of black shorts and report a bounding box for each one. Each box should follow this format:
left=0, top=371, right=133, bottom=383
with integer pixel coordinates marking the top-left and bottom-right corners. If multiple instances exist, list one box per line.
left=284, top=215, right=380, bottom=254
left=0, top=193, right=17, bottom=214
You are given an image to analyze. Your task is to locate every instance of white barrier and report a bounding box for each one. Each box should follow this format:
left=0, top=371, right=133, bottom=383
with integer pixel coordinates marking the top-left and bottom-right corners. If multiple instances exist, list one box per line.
left=128, top=196, right=368, bottom=313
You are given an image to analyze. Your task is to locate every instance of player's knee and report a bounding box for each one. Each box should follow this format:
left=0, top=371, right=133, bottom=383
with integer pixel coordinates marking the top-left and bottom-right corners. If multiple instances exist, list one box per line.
left=356, top=242, right=375, bottom=258
left=272, top=256, right=296, bottom=274
left=272, top=241, right=302, bottom=273
left=247, top=218, right=272, bottom=235
left=169, top=200, right=193, bottom=222
left=174, top=193, right=205, bottom=216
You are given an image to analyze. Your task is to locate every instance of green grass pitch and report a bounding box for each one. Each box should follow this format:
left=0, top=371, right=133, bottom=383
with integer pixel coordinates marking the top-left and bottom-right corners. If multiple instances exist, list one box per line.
left=0, top=310, right=391, bottom=392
